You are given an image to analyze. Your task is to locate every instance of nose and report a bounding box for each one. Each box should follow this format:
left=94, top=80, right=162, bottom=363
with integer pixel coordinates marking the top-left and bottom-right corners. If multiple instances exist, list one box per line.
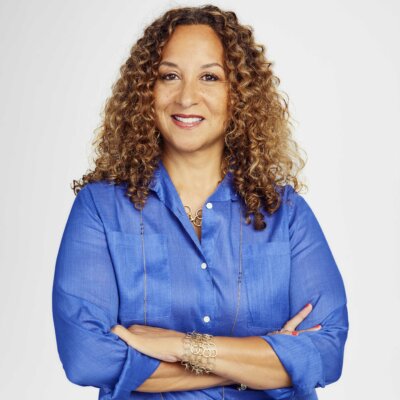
left=175, top=79, right=200, bottom=108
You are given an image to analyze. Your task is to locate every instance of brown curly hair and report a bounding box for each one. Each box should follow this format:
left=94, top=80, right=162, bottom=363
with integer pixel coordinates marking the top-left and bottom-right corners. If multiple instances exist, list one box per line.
left=72, top=4, right=308, bottom=230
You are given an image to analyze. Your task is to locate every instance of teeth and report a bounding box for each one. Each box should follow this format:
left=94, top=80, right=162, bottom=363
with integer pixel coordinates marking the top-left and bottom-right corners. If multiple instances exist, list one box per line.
left=174, top=116, right=203, bottom=123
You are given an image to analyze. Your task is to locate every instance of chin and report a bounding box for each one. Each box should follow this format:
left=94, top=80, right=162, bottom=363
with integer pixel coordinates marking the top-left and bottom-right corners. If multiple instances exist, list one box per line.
left=165, top=137, right=207, bottom=153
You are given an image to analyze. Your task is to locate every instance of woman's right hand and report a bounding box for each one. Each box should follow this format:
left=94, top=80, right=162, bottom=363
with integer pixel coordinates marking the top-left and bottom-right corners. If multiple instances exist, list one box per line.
left=267, top=303, right=322, bottom=336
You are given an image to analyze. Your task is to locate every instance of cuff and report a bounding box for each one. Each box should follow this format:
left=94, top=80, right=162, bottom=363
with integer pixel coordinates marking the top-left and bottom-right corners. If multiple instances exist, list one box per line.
left=111, top=344, right=161, bottom=399
left=260, top=333, right=324, bottom=397
left=261, top=387, right=318, bottom=400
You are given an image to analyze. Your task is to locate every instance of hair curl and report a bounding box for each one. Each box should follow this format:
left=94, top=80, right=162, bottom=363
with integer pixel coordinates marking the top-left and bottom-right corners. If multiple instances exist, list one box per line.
left=72, top=4, right=307, bottom=230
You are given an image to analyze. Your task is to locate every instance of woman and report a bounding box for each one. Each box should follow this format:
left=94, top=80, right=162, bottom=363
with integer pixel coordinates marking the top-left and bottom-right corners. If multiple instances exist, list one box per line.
left=52, top=5, right=349, bottom=400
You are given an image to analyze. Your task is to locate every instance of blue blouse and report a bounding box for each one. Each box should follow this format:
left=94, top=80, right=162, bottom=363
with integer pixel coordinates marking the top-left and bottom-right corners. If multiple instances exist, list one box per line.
left=52, top=159, right=349, bottom=400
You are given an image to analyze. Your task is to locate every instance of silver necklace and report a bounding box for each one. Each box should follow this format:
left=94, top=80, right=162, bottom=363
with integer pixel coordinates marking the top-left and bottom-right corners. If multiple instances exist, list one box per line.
left=140, top=202, right=244, bottom=399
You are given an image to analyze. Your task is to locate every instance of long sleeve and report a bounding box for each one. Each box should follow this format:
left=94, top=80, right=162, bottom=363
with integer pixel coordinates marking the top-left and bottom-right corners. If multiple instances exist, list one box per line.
left=52, top=184, right=161, bottom=399
left=260, top=186, right=349, bottom=399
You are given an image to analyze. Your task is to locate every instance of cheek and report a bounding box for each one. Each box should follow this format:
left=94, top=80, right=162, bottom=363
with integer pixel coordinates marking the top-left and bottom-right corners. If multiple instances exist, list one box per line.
left=153, top=86, right=170, bottom=109
left=201, top=88, right=228, bottom=116
left=213, top=92, right=229, bottom=118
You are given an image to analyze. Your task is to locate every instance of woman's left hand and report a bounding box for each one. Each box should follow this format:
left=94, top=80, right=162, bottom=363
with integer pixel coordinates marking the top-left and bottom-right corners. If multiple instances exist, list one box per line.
left=267, top=303, right=322, bottom=336
left=111, top=324, right=185, bottom=363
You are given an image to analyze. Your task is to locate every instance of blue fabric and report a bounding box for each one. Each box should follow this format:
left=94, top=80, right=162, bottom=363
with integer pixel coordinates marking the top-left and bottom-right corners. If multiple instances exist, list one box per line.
left=52, top=159, right=349, bottom=399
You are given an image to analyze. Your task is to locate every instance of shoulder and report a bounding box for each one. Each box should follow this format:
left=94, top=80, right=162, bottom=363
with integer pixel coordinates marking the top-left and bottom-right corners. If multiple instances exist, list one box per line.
left=279, top=185, right=323, bottom=233
left=75, top=180, right=127, bottom=211
left=78, top=180, right=126, bottom=198
left=72, top=181, right=129, bottom=228
left=278, top=184, right=311, bottom=223
left=279, top=184, right=301, bottom=207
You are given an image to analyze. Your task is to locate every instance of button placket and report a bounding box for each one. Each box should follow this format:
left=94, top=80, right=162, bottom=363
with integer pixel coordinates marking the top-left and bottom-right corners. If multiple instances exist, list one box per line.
left=200, top=201, right=216, bottom=326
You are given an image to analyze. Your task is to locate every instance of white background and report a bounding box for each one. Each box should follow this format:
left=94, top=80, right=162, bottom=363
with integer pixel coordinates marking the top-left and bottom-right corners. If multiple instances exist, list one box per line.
left=0, top=0, right=399, bottom=398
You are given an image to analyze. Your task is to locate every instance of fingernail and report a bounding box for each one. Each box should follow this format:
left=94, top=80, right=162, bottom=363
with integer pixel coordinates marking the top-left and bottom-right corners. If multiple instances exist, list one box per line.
left=305, top=303, right=312, bottom=309
left=292, top=331, right=299, bottom=336
left=313, top=324, right=321, bottom=329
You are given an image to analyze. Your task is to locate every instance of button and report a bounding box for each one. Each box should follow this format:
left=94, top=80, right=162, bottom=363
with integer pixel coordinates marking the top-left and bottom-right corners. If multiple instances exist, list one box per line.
left=201, top=262, right=207, bottom=269
left=203, top=315, right=211, bottom=323
left=206, top=202, right=213, bottom=209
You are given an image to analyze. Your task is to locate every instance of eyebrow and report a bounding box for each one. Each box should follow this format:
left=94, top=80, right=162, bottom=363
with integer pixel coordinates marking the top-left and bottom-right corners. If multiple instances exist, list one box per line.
left=159, top=61, right=224, bottom=70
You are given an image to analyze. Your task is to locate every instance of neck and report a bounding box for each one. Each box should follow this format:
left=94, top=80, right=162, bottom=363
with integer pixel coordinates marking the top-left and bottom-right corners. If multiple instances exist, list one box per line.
left=161, top=149, right=225, bottom=197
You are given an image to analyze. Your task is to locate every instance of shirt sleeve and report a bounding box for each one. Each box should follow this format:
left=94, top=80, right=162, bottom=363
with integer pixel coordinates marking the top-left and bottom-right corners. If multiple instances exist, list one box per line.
left=52, top=184, right=161, bottom=399
left=260, top=185, right=349, bottom=399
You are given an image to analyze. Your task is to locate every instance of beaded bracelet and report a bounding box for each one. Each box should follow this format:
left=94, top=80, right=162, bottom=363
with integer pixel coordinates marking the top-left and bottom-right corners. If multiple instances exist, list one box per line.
left=180, top=331, right=217, bottom=374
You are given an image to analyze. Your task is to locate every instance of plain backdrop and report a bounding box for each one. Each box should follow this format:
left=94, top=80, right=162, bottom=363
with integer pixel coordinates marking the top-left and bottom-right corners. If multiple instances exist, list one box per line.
left=0, top=0, right=399, bottom=398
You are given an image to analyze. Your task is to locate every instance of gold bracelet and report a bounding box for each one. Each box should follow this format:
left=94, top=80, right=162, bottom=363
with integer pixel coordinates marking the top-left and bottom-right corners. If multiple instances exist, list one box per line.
left=180, top=331, right=217, bottom=374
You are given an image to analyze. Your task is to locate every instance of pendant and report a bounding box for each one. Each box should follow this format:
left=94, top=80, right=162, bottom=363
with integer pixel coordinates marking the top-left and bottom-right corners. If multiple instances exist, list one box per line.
left=184, top=205, right=202, bottom=227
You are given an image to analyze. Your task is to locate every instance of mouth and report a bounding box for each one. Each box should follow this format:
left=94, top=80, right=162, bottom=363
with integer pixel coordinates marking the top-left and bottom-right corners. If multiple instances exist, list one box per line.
left=171, top=114, right=205, bottom=129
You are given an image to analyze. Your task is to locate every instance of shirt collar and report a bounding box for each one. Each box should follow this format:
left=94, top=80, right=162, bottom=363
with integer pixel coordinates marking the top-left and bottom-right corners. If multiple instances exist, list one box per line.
left=149, top=158, right=239, bottom=207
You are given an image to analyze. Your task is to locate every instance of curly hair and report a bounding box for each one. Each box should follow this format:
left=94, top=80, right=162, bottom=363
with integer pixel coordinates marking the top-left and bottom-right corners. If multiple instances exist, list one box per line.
left=72, top=4, right=308, bottom=230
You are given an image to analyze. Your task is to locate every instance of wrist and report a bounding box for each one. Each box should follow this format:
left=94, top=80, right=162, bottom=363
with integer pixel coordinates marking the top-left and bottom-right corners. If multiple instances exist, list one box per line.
left=174, top=332, right=186, bottom=362
left=180, top=331, right=217, bottom=374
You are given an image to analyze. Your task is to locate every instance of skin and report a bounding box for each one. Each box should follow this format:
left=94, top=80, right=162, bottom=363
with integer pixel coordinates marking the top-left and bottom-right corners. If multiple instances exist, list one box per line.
left=111, top=25, right=322, bottom=392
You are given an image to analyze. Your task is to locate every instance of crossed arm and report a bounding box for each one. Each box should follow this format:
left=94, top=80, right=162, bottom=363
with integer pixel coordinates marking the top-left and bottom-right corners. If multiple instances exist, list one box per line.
left=111, top=303, right=319, bottom=392
left=53, top=185, right=348, bottom=398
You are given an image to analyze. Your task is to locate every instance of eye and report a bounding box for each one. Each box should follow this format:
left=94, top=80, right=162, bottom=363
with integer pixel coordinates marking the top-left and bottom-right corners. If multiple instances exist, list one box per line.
left=159, top=73, right=179, bottom=81
left=202, top=73, right=219, bottom=81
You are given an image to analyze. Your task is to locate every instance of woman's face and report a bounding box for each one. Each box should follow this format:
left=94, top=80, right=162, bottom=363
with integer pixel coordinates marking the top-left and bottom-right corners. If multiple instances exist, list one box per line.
left=153, top=24, right=229, bottom=156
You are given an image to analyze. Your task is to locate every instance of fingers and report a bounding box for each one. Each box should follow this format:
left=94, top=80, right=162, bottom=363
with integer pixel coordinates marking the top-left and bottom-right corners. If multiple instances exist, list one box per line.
left=297, top=324, right=322, bottom=334
left=266, top=301, right=322, bottom=337
left=267, top=324, right=322, bottom=337
left=267, top=329, right=299, bottom=336
left=282, top=303, right=313, bottom=331
left=111, top=324, right=131, bottom=342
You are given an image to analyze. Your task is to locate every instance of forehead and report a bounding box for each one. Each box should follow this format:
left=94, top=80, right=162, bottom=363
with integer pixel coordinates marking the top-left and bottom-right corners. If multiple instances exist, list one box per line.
left=161, top=24, right=225, bottom=62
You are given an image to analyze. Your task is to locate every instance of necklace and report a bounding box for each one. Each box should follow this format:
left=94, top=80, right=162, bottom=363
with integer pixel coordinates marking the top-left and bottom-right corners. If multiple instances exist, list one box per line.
left=183, top=205, right=203, bottom=227
left=139, top=201, right=244, bottom=400
left=182, top=177, right=224, bottom=228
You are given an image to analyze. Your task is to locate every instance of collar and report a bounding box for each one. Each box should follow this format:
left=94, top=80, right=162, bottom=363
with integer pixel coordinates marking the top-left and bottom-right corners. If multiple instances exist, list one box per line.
left=149, top=159, right=239, bottom=209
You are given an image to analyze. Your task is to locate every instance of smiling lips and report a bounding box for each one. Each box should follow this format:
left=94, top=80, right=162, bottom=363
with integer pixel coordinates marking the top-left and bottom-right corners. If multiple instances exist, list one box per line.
left=171, top=114, right=205, bottom=129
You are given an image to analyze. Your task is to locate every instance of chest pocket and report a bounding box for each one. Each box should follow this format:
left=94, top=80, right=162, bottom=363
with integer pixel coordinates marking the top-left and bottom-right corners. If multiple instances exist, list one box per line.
left=243, top=241, right=291, bottom=330
left=106, top=230, right=171, bottom=323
